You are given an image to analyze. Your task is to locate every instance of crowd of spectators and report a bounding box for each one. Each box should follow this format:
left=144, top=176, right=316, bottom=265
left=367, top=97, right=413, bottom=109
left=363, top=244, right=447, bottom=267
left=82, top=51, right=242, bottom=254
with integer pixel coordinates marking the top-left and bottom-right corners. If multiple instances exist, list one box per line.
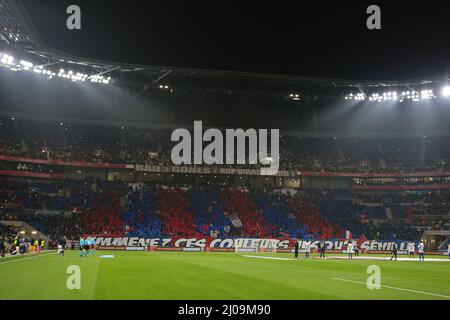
left=3, top=117, right=450, bottom=173
left=0, top=213, right=83, bottom=240
left=0, top=223, right=15, bottom=239
left=1, top=115, right=450, bottom=242
left=2, top=179, right=447, bottom=243
left=306, top=189, right=450, bottom=240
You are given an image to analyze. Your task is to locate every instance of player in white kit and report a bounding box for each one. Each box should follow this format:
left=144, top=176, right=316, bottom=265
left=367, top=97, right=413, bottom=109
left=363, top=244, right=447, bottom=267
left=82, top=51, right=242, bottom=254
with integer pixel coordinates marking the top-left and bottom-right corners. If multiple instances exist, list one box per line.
left=418, top=240, right=425, bottom=261
left=304, top=241, right=311, bottom=258
left=408, top=242, right=415, bottom=259
left=347, top=242, right=354, bottom=260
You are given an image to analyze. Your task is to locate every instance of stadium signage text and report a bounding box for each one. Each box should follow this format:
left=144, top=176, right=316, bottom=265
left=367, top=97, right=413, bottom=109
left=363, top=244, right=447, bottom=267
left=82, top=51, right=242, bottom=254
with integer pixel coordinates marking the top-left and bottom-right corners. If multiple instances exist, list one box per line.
left=134, top=164, right=292, bottom=177
left=4, top=154, right=450, bottom=180
left=94, top=237, right=412, bottom=251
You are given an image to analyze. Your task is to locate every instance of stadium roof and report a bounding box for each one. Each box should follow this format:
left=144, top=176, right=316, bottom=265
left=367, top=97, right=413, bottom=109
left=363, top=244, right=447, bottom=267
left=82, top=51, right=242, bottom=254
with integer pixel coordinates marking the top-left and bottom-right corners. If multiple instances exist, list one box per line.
left=0, top=0, right=43, bottom=49
left=0, top=0, right=448, bottom=102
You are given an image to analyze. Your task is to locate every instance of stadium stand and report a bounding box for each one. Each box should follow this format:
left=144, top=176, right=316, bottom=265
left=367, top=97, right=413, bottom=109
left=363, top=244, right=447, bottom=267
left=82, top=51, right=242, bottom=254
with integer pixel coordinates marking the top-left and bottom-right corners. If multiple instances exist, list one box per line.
left=3, top=117, right=450, bottom=172
left=3, top=177, right=448, bottom=245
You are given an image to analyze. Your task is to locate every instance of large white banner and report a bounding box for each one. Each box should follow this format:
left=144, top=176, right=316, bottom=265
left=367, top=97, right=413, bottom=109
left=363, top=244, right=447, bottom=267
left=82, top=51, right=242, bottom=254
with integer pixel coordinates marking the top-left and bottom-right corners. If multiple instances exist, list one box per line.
left=94, top=236, right=412, bottom=251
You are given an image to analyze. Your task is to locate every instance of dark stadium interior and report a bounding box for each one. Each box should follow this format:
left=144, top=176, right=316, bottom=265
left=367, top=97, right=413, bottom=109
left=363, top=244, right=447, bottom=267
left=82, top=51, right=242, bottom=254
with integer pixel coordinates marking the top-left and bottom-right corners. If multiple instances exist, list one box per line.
left=0, top=0, right=449, bottom=277
left=19, top=0, right=450, bottom=80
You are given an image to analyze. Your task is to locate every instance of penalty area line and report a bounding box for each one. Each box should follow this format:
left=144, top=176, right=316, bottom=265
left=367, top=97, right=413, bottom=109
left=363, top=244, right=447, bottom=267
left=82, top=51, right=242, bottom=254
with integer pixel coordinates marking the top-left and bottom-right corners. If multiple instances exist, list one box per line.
left=330, top=277, right=450, bottom=299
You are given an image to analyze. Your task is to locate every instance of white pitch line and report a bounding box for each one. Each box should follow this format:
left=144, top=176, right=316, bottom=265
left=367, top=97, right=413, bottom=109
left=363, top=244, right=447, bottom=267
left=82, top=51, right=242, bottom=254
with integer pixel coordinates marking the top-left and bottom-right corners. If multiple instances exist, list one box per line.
left=241, top=255, right=295, bottom=261
left=330, top=277, right=450, bottom=299
left=327, top=256, right=450, bottom=262
left=0, top=252, right=56, bottom=266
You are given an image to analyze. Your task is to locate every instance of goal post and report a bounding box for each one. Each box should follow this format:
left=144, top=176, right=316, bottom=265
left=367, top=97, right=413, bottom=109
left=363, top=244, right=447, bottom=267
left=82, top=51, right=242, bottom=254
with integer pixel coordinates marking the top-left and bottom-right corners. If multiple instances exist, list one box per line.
left=234, top=238, right=256, bottom=253
left=260, top=239, right=277, bottom=254
left=234, top=238, right=277, bottom=253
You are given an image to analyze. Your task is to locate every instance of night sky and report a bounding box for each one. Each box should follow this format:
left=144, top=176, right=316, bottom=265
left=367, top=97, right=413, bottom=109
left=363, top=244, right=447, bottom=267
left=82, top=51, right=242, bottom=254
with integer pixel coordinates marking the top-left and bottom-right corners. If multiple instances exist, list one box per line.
left=21, top=0, right=450, bottom=80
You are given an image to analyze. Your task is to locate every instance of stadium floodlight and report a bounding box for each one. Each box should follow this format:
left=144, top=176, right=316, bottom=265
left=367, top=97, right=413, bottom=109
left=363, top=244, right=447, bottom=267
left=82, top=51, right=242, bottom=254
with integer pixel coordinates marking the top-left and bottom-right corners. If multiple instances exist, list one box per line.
left=368, top=93, right=382, bottom=102
left=442, top=86, right=450, bottom=98
left=355, top=93, right=365, bottom=101
left=398, top=89, right=435, bottom=102
left=344, top=92, right=365, bottom=101
left=20, top=60, right=33, bottom=70
left=289, top=93, right=301, bottom=101
left=382, top=91, right=398, bottom=101
left=365, top=91, right=404, bottom=102
left=400, top=90, right=420, bottom=102
left=420, top=89, right=436, bottom=100
left=0, top=53, right=14, bottom=65
left=89, top=74, right=111, bottom=84
left=0, top=52, right=113, bottom=85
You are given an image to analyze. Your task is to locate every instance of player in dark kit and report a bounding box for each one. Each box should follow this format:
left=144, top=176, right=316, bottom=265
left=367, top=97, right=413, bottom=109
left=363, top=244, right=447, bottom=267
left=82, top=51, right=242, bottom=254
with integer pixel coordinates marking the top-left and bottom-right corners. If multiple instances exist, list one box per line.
left=390, top=243, right=398, bottom=261
left=294, top=240, right=299, bottom=258
left=318, top=241, right=326, bottom=258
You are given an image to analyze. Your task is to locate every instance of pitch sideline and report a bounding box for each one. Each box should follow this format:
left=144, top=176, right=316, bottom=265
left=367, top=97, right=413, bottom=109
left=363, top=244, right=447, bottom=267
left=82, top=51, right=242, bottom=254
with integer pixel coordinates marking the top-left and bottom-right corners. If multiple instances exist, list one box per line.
left=330, top=277, right=450, bottom=299
left=0, top=251, right=57, bottom=266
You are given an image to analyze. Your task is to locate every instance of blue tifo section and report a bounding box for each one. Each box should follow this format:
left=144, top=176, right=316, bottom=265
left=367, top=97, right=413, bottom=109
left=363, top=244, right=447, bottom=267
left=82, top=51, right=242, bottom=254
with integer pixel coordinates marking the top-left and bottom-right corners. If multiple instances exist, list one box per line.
left=123, top=189, right=162, bottom=238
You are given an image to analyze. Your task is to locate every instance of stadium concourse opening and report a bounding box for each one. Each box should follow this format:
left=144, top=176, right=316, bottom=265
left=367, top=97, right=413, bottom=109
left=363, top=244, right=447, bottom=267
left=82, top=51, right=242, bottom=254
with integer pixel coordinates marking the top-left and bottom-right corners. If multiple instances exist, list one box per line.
left=0, top=0, right=449, bottom=306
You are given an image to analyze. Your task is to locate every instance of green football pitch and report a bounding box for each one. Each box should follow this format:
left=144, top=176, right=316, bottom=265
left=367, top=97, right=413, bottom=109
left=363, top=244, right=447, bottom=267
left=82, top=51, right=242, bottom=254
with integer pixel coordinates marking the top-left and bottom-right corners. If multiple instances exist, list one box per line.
left=0, top=250, right=449, bottom=300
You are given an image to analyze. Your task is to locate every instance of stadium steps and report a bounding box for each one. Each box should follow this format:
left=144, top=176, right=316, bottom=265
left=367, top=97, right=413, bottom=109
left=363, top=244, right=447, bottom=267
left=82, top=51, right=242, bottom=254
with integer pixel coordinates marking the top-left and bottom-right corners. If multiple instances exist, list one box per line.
left=437, top=236, right=450, bottom=250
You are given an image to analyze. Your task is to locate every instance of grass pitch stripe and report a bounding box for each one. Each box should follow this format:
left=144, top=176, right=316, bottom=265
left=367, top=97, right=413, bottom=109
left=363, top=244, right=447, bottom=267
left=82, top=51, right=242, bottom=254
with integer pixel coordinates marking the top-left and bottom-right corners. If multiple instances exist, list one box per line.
left=330, top=277, right=450, bottom=299
left=0, top=252, right=57, bottom=266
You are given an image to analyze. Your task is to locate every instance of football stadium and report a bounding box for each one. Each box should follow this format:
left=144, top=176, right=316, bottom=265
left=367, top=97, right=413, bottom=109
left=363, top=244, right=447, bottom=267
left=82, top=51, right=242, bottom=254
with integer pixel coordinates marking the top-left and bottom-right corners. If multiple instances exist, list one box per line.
left=0, top=1, right=450, bottom=304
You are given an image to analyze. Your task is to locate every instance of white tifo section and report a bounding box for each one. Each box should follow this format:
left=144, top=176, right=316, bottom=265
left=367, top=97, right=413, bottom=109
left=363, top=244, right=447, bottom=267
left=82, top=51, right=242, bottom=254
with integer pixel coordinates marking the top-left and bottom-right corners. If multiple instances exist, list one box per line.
left=229, top=215, right=243, bottom=228
left=234, top=238, right=277, bottom=253
left=330, top=277, right=450, bottom=299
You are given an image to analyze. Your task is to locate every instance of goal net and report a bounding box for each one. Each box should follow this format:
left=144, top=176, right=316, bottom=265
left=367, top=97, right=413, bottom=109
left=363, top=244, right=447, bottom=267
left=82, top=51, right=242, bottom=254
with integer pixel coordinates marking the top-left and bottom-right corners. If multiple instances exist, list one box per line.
left=234, top=238, right=277, bottom=253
